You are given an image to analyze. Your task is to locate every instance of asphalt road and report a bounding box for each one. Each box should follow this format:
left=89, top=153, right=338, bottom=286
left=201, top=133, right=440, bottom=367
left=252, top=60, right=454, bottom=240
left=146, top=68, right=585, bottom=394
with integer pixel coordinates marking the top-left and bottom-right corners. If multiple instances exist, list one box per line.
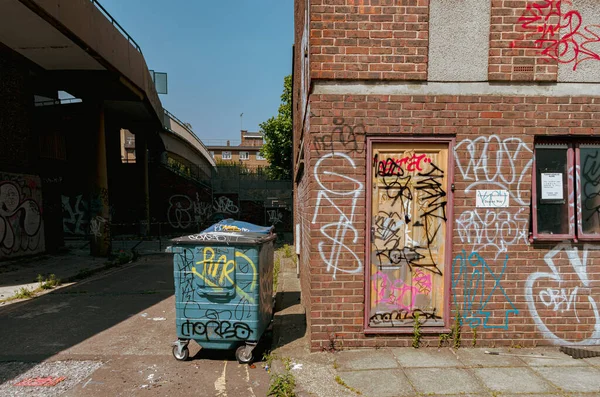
left=0, top=254, right=271, bottom=396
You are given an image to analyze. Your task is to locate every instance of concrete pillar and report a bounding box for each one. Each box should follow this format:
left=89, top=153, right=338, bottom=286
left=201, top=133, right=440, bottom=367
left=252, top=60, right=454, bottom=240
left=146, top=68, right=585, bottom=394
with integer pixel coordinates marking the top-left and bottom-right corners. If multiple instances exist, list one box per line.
left=136, top=131, right=150, bottom=236
left=89, top=103, right=111, bottom=256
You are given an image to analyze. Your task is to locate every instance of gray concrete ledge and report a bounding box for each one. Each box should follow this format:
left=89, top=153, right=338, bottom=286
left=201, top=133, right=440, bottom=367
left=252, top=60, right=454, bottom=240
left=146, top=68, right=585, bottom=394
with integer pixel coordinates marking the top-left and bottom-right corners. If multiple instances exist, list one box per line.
left=313, top=81, right=600, bottom=97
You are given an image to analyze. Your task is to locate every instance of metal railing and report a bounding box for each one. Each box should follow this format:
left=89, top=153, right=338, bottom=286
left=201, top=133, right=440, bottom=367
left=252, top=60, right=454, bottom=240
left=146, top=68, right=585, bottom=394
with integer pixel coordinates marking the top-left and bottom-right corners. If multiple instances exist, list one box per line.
left=163, top=109, right=211, bottom=154
left=91, top=0, right=142, bottom=54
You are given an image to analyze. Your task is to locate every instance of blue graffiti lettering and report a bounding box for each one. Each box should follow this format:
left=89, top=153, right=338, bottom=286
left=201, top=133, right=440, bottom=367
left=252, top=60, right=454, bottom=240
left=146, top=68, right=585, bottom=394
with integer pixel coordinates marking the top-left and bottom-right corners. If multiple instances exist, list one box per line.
left=452, top=250, right=518, bottom=330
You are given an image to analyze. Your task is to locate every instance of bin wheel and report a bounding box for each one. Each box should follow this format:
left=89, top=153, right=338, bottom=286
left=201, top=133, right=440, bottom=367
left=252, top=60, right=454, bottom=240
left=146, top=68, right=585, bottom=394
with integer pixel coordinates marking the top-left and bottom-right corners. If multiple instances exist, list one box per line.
left=172, top=345, right=190, bottom=361
left=236, top=345, right=253, bottom=364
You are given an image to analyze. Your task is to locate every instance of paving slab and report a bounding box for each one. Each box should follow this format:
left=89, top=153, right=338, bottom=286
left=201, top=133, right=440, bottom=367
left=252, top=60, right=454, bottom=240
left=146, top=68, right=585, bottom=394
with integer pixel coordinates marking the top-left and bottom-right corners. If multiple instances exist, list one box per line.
left=337, top=369, right=415, bottom=397
left=472, top=367, right=558, bottom=394
left=392, top=348, right=462, bottom=368
left=404, top=367, right=487, bottom=395
left=532, top=365, right=600, bottom=393
left=335, top=349, right=399, bottom=371
left=583, top=356, right=600, bottom=367
left=455, top=348, right=526, bottom=367
left=518, top=348, right=591, bottom=367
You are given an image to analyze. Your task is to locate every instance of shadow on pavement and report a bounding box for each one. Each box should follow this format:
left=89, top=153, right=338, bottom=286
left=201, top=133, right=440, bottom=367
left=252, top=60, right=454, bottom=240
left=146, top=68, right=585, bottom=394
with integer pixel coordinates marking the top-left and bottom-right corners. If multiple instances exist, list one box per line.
left=0, top=254, right=174, bottom=384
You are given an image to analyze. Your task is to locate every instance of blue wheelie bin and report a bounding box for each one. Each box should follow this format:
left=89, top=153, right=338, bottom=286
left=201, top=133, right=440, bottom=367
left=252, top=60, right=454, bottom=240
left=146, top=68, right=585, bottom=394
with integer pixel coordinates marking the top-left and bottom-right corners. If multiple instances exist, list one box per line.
left=169, top=219, right=275, bottom=364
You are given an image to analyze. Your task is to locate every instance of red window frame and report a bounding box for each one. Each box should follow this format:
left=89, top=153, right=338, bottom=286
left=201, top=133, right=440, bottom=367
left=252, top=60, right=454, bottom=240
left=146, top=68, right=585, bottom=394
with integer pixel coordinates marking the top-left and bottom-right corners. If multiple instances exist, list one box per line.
left=576, top=144, right=600, bottom=241
left=532, top=141, right=600, bottom=242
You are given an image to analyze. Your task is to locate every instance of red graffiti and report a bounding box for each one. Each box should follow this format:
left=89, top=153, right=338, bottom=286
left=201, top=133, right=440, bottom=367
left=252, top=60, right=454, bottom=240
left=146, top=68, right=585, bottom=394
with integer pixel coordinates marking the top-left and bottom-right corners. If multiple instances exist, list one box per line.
left=377, top=154, right=432, bottom=175
left=512, top=0, right=600, bottom=70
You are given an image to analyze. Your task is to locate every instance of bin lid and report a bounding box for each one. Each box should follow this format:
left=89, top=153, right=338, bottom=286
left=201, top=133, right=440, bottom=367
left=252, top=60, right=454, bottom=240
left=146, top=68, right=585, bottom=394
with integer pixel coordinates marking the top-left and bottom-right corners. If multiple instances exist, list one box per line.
left=202, top=219, right=273, bottom=234
left=170, top=219, right=275, bottom=246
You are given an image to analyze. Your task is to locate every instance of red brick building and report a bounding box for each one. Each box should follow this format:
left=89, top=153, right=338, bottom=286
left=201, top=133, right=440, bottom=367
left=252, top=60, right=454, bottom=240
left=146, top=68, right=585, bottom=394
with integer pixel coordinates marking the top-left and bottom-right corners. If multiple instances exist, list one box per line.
left=293, top=0, right=600, bottom=350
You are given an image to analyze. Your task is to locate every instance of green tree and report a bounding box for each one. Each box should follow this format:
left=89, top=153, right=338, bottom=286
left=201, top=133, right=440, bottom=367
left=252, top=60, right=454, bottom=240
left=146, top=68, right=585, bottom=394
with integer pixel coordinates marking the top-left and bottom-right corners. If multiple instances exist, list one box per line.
left=260, top=75, right=292, bottom=180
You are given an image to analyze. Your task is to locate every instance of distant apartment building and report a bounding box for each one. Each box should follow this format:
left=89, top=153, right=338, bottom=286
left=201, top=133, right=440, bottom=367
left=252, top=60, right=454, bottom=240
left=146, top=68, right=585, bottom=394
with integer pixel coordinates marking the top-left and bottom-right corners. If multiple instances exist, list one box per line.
left=206, top=130, right=268, bottom=168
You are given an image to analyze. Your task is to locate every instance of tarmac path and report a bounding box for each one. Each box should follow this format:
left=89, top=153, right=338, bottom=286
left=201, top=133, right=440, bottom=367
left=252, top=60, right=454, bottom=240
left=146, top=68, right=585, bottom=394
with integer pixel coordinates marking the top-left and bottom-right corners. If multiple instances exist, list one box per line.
left=0, top=254, right=271, bottom=396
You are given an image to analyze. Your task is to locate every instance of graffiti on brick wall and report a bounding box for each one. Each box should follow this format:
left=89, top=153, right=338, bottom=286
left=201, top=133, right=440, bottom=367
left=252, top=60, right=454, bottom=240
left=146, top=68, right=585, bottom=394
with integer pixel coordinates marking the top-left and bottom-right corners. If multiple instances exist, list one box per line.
left=525, top=243, right=600, bottom=345
left=456, top=208, right=529, bottom=259
left=313, top=118, right=365, bottom=156
left=452, top=250, right=519, bottom=330
left=62, top=194, right=88, bottom=235
left=0, top=174, right=44, bottom=257
left=312, top=152, right=364, bottom=279
left=512, top=0, right=600, bottom=70
left=167, top=193, right=213, bottom=229
left=175, top=246, right=260, bottom=340
left=455, top=135, right=532, bottom=206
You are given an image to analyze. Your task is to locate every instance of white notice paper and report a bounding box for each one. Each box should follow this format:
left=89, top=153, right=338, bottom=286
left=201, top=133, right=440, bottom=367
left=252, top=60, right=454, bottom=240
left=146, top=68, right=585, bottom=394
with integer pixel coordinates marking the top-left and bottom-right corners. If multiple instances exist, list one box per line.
left=541, top=173, right=563, bottom=200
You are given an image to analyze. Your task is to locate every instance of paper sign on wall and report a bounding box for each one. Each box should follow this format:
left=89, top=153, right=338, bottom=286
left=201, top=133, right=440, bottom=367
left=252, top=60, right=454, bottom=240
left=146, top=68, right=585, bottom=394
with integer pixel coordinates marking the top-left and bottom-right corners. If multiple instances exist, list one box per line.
left=541, top=173, right=563, bottom=200
left=476, top=190, right=509, bottom=208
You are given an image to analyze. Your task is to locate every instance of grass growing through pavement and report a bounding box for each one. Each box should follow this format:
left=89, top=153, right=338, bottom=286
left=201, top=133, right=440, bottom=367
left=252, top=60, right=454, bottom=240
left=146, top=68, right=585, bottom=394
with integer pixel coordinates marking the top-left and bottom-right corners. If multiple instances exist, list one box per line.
left=12, top=287, right=35, bottom=300
left=0, top=274, right=62, bottom=304
left=334, top=375, right=362, bottom=395
left=0, top=249, right=138, bottom=304
left=37, top=273, right=61, bottom=289
left=268, top=357, right=296, bottom=397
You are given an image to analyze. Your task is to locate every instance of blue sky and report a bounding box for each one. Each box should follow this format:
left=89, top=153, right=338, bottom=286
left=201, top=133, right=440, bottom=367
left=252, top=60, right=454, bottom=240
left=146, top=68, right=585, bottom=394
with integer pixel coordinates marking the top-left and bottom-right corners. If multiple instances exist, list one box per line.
left=98, top=0, right=294, bottom=142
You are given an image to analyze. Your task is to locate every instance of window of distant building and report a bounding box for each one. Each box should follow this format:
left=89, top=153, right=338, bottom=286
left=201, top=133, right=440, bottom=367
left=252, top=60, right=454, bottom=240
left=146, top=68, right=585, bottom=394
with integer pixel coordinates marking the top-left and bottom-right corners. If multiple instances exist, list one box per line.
left=210, top=151, right=215, bottom=158
left=532, top=140, right=600, bottom=242
left=240, top=151, right=249, bottom=160
left=256, top=152, right=266, bottom=161
left=222, top=151, right=232, bottom=160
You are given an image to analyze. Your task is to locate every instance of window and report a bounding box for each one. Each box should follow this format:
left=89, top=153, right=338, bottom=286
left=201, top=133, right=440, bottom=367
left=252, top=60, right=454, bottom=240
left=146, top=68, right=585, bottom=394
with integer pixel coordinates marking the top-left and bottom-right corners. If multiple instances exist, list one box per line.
left=532, top=141, right=600, bottom=241
left=222, top=151, right=232, bottom=160
left=239, top=151, right=249, bottom=160
left=256, top=152, right=266, bottom=161
left=210, top=151, right=215, bottom=158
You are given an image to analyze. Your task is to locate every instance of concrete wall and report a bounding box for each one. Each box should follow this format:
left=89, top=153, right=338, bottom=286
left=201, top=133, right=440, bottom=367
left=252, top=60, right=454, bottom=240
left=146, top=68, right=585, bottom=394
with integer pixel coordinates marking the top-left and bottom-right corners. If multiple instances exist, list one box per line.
left=428, top=0, right=490, bottom=81
left=0, top=172, right=45, bottom=259
left=558, top=0, right=600, bottom=82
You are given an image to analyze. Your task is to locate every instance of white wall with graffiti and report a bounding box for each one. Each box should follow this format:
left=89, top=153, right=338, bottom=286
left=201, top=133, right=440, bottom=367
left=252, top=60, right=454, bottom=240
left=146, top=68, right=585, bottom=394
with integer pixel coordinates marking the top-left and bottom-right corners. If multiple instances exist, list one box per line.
left=0, top=172, right=45, bottom=259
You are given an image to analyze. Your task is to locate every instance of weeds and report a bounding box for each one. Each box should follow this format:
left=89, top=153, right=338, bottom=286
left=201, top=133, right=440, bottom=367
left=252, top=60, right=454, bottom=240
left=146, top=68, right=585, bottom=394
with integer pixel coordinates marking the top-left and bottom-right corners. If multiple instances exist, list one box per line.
left=37, top=274, right=61, bottom=290
left=438, top=333, right=451, bottom=348
left=323, top=333, right=342, bottom=352
left=472, top=328, right=478, bottom=347
left=263, top=351, right=277, bottom=368
left=268, top=356, right=296, bottom=397
left=282, top=244, right=293, bottom=258
left=335, top=376, right=362, bottom=395
left=13, top=287, right=35, bottom=300
left=412, top=313, right=422, bottom=348
left=438, top=311, right=463, bottom=349
left=452, top=311, right=462, bottom=349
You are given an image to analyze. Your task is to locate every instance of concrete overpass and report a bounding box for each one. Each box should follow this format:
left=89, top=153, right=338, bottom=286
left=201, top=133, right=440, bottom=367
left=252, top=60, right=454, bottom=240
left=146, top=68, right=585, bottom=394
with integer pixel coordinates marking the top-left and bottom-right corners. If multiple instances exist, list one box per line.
left=0, top=0, right=214, bottom=258
left=162, top=109, right=216, bottom=181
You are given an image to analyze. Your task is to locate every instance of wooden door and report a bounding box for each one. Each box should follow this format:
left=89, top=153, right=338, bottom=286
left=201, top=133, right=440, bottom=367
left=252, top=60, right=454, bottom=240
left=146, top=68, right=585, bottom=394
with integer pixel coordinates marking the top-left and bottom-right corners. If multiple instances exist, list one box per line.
left=368, top=142, right=449, bottom=328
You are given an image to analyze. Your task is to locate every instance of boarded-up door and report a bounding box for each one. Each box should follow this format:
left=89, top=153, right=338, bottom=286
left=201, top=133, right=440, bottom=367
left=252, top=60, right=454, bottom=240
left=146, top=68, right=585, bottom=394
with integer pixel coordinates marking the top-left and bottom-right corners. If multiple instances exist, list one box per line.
left=368, top=142, right=450, bottom=328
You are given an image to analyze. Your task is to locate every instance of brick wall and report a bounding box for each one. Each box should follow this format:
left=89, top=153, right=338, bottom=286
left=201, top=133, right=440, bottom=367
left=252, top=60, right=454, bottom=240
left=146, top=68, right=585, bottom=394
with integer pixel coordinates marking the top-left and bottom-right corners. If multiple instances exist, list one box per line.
left=488, top=0, right=558, bottom=81
left=310, top=0, right=429, bottom=80
left=303, top=92, right=600, bottom=350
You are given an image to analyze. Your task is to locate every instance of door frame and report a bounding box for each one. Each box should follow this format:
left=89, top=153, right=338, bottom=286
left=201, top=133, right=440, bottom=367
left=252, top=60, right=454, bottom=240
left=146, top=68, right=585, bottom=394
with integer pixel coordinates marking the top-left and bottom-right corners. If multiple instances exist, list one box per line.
left=364, top=136, right=456, bottom=334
